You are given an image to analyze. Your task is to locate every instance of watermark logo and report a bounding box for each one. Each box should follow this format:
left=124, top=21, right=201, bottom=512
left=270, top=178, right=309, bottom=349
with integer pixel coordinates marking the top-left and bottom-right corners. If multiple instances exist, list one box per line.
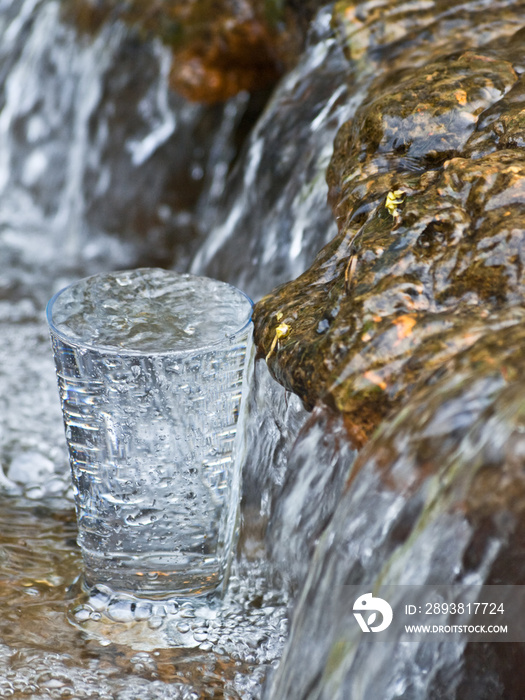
left=353, top=593, right=393, bottom=633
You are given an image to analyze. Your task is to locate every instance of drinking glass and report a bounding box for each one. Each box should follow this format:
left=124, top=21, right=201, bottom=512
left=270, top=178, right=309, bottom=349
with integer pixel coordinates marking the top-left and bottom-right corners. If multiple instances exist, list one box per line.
left=47, top=268, right=253, bottom=597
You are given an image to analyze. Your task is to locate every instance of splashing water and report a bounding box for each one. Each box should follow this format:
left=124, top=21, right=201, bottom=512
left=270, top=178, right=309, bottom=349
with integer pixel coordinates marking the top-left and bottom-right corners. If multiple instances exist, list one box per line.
left=0, top=495, right=289, bottom=699
left=267, top=321, right=525, bottom=699
left=49, top=268, right=253, bottom=351
left=0, top=0, right=351, bottom=696
left=190, top=6, right=357, bottom=301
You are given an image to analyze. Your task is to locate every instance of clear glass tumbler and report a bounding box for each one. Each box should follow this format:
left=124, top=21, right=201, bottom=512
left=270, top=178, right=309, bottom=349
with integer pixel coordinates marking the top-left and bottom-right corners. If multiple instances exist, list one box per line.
left=47, top=268, right=253, bottom=597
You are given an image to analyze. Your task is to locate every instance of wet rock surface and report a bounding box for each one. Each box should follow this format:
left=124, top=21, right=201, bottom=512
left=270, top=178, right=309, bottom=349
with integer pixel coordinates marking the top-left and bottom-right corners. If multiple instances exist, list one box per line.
left=255, top=0, right=525, bottom=444
left=251, top=2, right=525, bottom=697
left=267, top=318, right=525, bottom=699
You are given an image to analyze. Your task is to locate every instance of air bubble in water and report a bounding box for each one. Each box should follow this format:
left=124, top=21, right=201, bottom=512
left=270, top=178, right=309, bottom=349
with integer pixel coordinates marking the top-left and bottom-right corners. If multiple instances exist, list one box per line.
left=74, top=606, right=91, bottom=622
left=106, top=599, right=135, bottom=623
left=148, top=616, right=164, bottom=630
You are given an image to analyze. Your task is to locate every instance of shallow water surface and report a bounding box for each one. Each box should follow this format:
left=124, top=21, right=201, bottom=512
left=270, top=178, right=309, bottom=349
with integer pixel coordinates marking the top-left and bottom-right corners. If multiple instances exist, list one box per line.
left=0, top=495, right=289, bottom=699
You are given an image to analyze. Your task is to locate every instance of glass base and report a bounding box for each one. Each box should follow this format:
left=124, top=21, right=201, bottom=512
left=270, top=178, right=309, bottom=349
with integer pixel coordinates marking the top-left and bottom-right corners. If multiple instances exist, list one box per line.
left=81, top=549, right=230, bottom=599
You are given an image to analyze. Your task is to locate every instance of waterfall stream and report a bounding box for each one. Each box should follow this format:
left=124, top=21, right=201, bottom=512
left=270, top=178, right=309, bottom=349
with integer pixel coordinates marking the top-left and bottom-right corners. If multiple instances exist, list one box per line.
left=0, top=1, right=349, bottom=697
left=1, top=0, right=523, bottom=697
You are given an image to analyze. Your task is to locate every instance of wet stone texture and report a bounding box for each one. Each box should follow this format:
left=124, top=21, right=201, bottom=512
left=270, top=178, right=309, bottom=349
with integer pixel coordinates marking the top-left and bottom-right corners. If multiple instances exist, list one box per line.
left=254, top=0, right=525, bottom=447
left=254, top=1, right=525, bottom=696
left=267, top=319, right=525, bottom=700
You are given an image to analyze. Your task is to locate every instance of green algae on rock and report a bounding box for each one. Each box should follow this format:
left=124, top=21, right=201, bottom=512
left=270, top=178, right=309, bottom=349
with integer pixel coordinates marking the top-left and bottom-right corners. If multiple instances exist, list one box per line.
left=254, top=8, right=525, bottom=445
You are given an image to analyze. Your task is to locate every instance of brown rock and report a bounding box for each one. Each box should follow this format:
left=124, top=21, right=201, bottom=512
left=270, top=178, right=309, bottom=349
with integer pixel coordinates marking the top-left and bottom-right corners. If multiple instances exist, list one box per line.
left=254, top=15, right=525, bottom=445
left=61, top=0, right=306, bottom=102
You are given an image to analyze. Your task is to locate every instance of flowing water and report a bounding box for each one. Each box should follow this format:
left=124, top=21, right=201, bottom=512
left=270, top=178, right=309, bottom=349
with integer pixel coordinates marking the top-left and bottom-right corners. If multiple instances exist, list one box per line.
left=5, top=0, right=519, bottom=696
left=0, top=0, right=348, bottom=696
left=190, top=5, right=357, bottom=301
left=266, top=323, right=525, bottom=699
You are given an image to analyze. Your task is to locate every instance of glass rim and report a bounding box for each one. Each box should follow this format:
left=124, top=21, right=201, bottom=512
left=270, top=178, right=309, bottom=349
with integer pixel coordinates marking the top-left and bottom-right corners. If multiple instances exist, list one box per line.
left=46, top=269, right=254, bottom=357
